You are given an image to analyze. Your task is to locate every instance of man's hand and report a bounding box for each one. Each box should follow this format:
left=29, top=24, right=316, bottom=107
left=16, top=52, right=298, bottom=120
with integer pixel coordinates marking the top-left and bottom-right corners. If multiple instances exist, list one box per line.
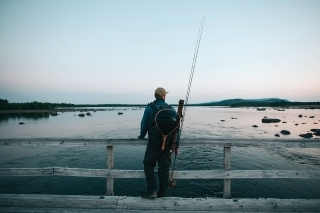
left=175, top=148, right=179, bottom=154
left=137, top=135, right=144, bottom=139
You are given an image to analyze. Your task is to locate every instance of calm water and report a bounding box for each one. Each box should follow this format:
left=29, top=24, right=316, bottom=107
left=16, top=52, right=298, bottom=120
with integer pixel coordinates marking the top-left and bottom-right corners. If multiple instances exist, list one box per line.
left=0, top=107, right=320, bottom=198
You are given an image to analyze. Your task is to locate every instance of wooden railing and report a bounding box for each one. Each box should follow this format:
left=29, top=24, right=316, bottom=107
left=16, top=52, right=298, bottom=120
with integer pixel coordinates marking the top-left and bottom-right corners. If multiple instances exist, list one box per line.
left=1, top=138, right=320, bottom=199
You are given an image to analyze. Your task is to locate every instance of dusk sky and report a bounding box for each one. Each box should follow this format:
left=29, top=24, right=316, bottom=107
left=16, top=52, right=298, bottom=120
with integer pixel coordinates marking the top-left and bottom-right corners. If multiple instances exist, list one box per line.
left=0, top=0, right=319, bottom=104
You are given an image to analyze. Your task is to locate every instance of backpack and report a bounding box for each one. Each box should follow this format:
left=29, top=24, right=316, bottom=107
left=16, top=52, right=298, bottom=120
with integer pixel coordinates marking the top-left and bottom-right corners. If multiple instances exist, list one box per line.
left=148, top=102, right=178, bottom=150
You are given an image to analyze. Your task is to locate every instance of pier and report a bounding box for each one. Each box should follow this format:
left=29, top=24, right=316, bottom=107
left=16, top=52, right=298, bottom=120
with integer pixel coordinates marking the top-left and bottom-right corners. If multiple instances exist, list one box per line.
left=1, top=138, right=320, bottom=212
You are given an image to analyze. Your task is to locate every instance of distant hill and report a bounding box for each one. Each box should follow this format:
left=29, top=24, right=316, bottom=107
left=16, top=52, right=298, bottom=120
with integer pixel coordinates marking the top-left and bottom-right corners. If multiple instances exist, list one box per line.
left=199, top=98, right=290, bottom=107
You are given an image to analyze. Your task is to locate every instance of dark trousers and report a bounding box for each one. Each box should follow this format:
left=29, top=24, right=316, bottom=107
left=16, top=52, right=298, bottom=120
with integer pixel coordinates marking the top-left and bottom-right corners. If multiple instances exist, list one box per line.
left=143, top=142, right=172, bottom=192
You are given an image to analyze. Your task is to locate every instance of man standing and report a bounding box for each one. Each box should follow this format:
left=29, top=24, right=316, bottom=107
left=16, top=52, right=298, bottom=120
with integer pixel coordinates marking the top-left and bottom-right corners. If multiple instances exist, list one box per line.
left=138, top=87, right=178, bottom=198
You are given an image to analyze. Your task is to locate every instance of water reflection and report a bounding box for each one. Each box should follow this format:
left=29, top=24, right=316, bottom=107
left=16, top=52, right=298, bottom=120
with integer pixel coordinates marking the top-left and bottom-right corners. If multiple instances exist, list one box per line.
left=0, top=113, right=50, bottom=124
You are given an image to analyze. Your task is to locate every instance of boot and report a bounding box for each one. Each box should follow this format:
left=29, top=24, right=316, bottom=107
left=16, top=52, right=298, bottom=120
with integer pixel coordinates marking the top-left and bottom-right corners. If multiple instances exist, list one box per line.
left=139, top=190, right=157, bottom=199
left=157, top=187, right=168, bottom=198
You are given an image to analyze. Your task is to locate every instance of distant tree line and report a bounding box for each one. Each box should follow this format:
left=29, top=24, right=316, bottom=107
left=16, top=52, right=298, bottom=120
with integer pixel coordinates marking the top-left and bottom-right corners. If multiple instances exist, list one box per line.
left=0, top=99, right=75, bottom=110
left=230, top=101, right=320, bottom=107
left=75, top=104, right=147, bottom=107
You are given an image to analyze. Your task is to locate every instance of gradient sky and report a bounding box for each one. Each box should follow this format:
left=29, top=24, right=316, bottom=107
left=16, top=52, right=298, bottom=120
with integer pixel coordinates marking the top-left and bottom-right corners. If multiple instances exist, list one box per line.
left=0, top=0, right=319, bottom=104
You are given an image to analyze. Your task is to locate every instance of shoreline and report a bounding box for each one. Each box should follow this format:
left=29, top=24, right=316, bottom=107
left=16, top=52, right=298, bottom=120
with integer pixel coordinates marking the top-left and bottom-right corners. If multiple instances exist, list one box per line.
left=1, top=105, right=320, bottom=114
left=0, top=107, right=145, bottom=114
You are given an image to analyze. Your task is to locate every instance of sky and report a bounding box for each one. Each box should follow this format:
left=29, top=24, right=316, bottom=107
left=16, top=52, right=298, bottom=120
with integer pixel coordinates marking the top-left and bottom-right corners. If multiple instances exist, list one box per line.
left=0, top=0, right=319, bottom=104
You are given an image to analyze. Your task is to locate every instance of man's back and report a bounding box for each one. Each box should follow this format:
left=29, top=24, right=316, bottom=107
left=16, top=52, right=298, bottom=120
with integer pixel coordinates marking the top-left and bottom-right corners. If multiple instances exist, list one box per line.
left=139, top=98, right=177, bottom=139
left=147, top=100, right=177, bottom=150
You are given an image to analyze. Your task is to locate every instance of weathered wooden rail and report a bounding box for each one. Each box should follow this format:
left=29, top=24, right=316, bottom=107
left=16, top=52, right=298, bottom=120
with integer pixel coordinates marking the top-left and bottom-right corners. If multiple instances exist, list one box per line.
left=1, top=138, right=320, bottom=212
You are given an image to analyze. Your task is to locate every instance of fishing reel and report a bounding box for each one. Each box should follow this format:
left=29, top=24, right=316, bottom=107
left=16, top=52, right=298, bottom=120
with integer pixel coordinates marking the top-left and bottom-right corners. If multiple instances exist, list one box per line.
left=170, top=180, right=178, bottom=188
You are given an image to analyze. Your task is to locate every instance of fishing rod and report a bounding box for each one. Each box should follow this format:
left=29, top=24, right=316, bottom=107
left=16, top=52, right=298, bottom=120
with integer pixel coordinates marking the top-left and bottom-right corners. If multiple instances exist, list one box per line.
left=181, top=14, right=206, bottom=133
left=170, top=15, right=206, bottom=188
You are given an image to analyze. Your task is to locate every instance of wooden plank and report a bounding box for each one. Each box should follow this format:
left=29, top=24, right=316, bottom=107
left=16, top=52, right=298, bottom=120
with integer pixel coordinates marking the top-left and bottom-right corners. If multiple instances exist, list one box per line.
left=1, top=138, right=320, bottom=148
left=0, top=207, right=40, bottom=213
left=0, top=168, right=53, bottom=176
left=107, top=146, right=114, bottom=196
left=2, top=194, right=320, bottom=212
left=0, top=194, right=120, bottom=209
left=3, top=207, right=259, bottom=213
left=171, top=170, right=320, bottom=179
left=118, top=196, right=320, bottom=211
left=53, top=167, right=109, bottom=177
left=2, top=168, right=320, bottom=179
left=0, top=207, right=120, bottom=213
left=52, top=168, right=145, bottom=178
left=223, top=147, right=231, bottom=199
left=0, top=138, right=146, bottom=147
left=2, top=207, right=319, bottom=213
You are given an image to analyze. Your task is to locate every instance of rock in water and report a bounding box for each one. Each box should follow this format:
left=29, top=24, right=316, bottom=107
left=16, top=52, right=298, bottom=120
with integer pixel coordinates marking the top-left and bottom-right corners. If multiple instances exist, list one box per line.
left=50, top=112, right=58, bottom=116
left=19, top=122, right=25, bottom=125
left=299, top=133, right=313, bottom=138
left=262, top=118, right=281, bottom=123
left=78, top=113, right=85, bottom=117
left=313, top=132, right=320, bottom=136
left=311, top=129, right=320, bottom=136
left=280, top=130, right=290, bottom=135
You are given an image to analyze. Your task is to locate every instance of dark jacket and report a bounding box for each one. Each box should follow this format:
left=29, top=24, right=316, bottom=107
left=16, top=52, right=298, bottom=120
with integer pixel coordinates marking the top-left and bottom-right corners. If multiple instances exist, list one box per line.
left=138, top=98, right=178, bottom=140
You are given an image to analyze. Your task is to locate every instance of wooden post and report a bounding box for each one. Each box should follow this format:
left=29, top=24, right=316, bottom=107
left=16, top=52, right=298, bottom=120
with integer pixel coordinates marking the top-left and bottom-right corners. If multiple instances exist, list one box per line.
left=106, top=146, right=114, bottom=196
left=223, top=146, right=231, bottom=198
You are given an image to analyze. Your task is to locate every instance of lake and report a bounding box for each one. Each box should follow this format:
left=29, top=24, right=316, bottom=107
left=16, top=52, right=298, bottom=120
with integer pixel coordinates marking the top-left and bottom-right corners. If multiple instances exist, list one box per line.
left=0, top=106, right=319, bottom=198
